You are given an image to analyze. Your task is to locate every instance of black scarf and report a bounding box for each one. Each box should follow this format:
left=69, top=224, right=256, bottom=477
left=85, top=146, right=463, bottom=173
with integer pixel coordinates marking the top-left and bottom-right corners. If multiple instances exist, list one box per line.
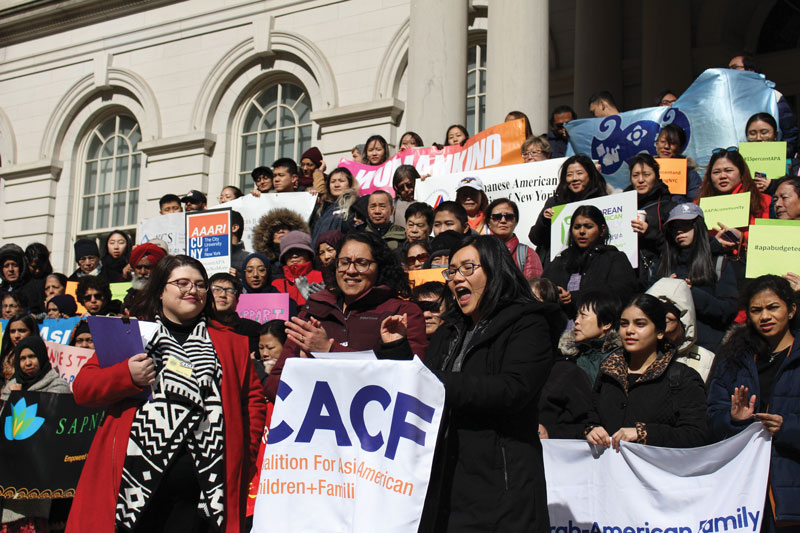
left=13, top=336, right=52, bottom=389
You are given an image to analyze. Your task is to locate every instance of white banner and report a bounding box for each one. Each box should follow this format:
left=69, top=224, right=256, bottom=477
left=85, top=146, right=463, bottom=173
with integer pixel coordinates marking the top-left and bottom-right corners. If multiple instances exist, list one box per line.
left=253, top=357, right=445, bottom=533
left=550, top=190, right=639, bottom=266
left=544, top=423, right=771, bottom=533
left=414, top=159, right=565, bottom=248
left=137, top=212, right=186, bottom=255
left=225, top=192, right=317, bottom=252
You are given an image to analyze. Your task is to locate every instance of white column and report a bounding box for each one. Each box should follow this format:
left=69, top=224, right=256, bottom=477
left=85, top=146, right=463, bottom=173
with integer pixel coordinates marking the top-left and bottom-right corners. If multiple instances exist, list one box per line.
left=573, top=0, right=623, bottom=115
left=486, top=0, right=549, bottom=135
left=407, top=0, right=468, bottom=144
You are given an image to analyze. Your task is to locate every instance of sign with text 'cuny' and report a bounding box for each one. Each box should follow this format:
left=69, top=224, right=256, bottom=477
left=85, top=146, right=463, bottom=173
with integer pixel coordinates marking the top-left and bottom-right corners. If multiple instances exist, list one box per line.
left=253, top=357, right=444, bottom=532
left=340, top=118, right=527, bottom=196
left=414, top=158, right=565, bottom=248
left=544, top=423, right=770, bottom=533
left=186, top=208, right=231, bottom=276
left=550, top=190, right=639, bottom=266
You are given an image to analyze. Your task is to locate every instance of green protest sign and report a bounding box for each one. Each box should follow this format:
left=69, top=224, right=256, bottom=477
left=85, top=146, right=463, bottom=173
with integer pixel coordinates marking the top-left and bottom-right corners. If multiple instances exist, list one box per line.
left=753, top=218, right=800, bottom=227
left=739, top=141, right=787, bottom=180
left=745, top=225, right=800, bottom=278
left=110, top=282, right=132, bottom=302
left=699, top=192, right=750, bottom=229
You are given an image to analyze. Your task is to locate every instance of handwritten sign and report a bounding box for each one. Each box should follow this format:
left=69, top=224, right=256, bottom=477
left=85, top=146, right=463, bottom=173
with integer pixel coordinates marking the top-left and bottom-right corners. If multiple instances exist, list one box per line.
left=235, top=293, right=290, bottom=324
left=45, top=341, right=94, bottom=390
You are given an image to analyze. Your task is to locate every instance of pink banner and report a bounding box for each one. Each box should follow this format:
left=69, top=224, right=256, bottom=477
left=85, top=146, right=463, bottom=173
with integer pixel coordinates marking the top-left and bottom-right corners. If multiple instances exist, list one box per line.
left=340, top=119, right=527, bottom=196
left=236, top=293, right=291, bottom=324
left=45, top=341, right=95, bottom=391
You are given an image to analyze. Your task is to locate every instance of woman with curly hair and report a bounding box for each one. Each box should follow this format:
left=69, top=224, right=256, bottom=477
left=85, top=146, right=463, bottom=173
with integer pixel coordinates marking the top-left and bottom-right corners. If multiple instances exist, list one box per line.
left=265, top=231, right=427, bottom=401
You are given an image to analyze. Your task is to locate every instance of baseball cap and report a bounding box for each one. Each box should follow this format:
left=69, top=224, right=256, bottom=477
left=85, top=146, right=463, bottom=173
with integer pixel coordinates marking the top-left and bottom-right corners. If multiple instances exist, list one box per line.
left=181, top=190, right=207, bottom=204
left=665, top=203, right=704, bottom=224
left=456, top=176, right=484, bottom=192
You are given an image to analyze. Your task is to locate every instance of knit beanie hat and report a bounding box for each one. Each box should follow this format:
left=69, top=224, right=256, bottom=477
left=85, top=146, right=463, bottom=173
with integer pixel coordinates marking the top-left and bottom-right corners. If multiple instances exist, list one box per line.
left=316, top=230, right=344, bottom=252
left=74, top=238, right=100, bottom=260
left=279, top=231, right=314, bottom=262
left=301, top=147, right=323, bottom=167
left=51, top=294, right=78, bottom=317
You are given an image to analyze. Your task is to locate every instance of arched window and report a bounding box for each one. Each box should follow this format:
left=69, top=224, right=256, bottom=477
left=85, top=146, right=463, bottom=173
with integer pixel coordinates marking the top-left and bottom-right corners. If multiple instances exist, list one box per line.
left=80, top=115, right=141, bottom=233
left=466, top=42, right=487, bottom=136
left=238, top=82, right=312, bottom=189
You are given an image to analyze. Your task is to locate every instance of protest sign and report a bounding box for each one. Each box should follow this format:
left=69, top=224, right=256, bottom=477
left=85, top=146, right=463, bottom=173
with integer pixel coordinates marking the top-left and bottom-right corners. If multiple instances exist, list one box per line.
left=699, top=192, right=751, bottom=229
left=414, top=158, right=565, bottom=248
left=110, top=282, right=131, bottom=302
left=137, top=211, right=186, bottom=255
left=236, top=293, right=291, bottom=324
left=225, top=192, right=317, bottom=253
left=550, top=190, right=639, bottom=266
left=655, top=157, right=687, bottom=194
left=739, top=141, right=787, bottom=180
left=45, top=341, right=94, bottom=390
left=39, top=317, right=82, bottom=345
left=544, top=423, right=770, bottom=533
left=341, top=119, right=527, bottom=196
left=753, top=218, right=800, bottom=226
left=65, top=282, right=88, bottom=315
left=0, top=391, right=104, bottom=498
left=186, top=208, right=231, bottom=276
left=0, top=319, right=5, bottom=337
left=566, top=69, right=779, bottom=189
left=407, top=268, right=446, bottom=289
left=745, top=225, right=800, bottom=278
left=253, top=357, right=445, bottom=532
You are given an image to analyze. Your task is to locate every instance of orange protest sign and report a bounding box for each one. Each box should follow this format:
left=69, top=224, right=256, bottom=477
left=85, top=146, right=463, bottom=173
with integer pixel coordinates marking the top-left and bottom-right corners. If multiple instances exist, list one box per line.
left=407, top=268, right=446, bottom=289
left=655, top=158, right=687, bottom=195
left=65, top=281, right=89, bottom=315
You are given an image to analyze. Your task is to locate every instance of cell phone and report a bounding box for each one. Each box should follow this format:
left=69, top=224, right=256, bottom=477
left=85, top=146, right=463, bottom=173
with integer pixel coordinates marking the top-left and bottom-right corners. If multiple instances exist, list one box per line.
left=754, top=171, right=767, bottom=180
left=721, top=229, right=740, bottom=243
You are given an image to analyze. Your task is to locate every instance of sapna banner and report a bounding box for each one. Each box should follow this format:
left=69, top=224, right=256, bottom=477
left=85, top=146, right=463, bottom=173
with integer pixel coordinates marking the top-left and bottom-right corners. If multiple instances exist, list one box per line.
left=340, top=119, right=527, bottom=196
left=0, top=391, right=104, bottom=498
left=543, top=423, right=771, bottom=533
left=253, top=357, right=445, bottom=532
left=414, top=158, right=565, bottom=248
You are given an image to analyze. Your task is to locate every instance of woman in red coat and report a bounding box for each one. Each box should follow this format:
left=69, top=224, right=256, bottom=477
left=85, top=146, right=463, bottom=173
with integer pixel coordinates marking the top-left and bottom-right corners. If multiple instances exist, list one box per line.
left=67, top=255, right=266, bottom=533
left=265, top=231, right=427, bottom=402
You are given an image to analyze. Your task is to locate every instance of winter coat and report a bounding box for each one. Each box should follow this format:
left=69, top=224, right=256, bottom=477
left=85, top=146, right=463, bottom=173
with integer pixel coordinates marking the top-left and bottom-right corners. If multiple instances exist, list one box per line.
left=271, top=262, right=324, bottom=305
left=587, top=347, right=709, bottom=448
left=420, top=301, right=564, bottom=533
left=503, top=234, right=543, bottom=280
left=653, top=245, right=738, bottom=353
left=265, top=285, right=427, bottom=402
left=624, top=181, right=676, bottom=287
left=252, top=208, right=311, bottom=277
left=0, top=244, right=42, bottom=313
left=100, top=232, right=132, bottom=283
left=65, top=322, right=267, bottom=533
left=707, top=326, right=800, bottom=524
left=310, top=195, right=355, bottom=248
left=538, top=356, right=593, bottom=439
left=646, top=277, right=716, bottom=381
left=365, top=221, right=406, bottom=250
left=542, top=244, right=637, bottom=319
left=1, top=369, right=71, bottom=524
left=558, top=329, right=623, bottom=387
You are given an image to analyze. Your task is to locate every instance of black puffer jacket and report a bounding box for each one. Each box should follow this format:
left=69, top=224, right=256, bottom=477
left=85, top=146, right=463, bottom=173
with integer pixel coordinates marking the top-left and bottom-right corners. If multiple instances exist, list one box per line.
left=420, top=301, right=564, bottom=533
left=542, top=244, right=637, bottom=319
left=538, top=356, right=593, bottom=439
left=587, top=347, right=709, bottom=448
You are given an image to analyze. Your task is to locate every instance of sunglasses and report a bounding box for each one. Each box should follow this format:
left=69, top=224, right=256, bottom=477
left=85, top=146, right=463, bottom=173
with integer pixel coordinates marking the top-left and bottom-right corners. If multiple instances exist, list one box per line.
left=711, top=146, right=738, bottom=155
left=416, top=300, right=441, bottom=313
left=84, top=293, right=103, bottom=301
left=490, top=213, right=517, bottom=222
left=407, top=252, right=430, bottom=264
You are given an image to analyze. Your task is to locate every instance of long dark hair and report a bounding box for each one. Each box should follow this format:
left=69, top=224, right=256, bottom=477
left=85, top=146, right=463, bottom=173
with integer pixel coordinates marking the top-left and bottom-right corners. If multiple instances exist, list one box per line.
left=444, top=124, right=469, bottom=146
left=129, top=255, right=216, bottom=321
left=1, top=313, right=39, bottom=359
left=444, top=235, right=536, bottom=324
left=25, top=243, right=53, bottom=279
left=562, top=205, right=609, bottom=273
left=699, top=150, right=762, bottom=217
left=335, top=232, right=410, bottom=299
left=745, top=113, right=778, bottom=137
left=364, top=135, right=390, bottom=165
left=622, top=293, right=671, bottom=353
left=554, top=154, right=607, bottom=204
left=656, top=215, right=716, bottom=286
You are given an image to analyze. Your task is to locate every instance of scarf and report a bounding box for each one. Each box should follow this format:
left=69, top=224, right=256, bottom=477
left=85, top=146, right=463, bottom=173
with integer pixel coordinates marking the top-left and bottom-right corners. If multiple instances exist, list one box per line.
left=13, top=336, right=52, bottom=389
left=282, top=261, right=313, bottom=283
left=467, top=211, right=486, bottom=234
left=116, top=316, right=225, bottom=531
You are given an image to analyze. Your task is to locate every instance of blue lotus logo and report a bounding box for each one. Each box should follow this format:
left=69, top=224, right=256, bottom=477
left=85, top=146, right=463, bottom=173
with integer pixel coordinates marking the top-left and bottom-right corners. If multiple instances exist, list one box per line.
left=4, top=397, right=45, bottom=440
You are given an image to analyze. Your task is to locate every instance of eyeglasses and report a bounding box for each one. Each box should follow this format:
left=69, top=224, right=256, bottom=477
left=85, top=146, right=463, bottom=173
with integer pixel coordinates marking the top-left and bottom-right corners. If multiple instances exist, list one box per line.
left=336, top=257, right=376, bottom=273
left=712, top=146, right=738, bottom=155
left=728, top=63, right=745, bottom=70
left=245, top=266, right=267, bottom=275
left=490, top=212, right=517, bottom=222
left=522, top=150, right=543, bottom=158
left=83, top=293, right=103, bottom=301
left=442, top=262, right=482, bottom=281
left=166, top=279, right=209, bottom=293
left=407, top=252, right=430, bottom=264
left=211, top=285, right=237, bottom=296
left=396, top=182, right=414, bottom=191
left=2, top=303, right=19, bottom=310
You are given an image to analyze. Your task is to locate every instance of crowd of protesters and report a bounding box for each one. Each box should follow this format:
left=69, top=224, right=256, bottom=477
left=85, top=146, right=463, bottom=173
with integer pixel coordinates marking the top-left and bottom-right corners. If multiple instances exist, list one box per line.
left=1, top=54, right=800, bottom=533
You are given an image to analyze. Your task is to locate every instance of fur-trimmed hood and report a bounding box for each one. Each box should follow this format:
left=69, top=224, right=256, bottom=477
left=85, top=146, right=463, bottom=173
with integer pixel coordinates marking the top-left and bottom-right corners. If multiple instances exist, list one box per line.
left=251, top=208, right=310, bottom=261
left=558, top=329, right=622, bottom=359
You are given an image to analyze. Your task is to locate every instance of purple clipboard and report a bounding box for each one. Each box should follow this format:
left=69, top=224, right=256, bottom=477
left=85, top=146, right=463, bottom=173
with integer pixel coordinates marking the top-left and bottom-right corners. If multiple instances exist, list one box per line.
left=86, top=316, right=150, bottom=399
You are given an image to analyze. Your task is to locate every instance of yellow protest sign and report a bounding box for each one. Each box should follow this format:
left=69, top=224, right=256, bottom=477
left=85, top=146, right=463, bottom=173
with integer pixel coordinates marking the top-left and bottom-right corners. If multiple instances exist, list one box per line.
left=698, top=192, right=750, bottom=229
left=745, top=225, right=800, bottom=278
left=739, top=141, right=787, bottom=180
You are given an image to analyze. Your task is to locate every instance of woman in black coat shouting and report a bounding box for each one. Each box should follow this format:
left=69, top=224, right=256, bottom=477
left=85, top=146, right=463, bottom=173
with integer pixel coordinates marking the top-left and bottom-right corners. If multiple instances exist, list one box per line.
left=420, top=235, right=566, bottom=533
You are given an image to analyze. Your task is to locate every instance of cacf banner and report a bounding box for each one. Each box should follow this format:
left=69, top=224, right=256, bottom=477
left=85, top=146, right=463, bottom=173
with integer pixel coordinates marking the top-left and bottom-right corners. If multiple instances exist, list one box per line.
left=543, top=423, right=771, bottom=532
left=253, top=357, right=445, bottom=532
left=186, top=208, right=231, bottom=276
left=566, top=68, right=778, bottom=190
left=0, top=391, right=104, bottom=498
left=341, top=119, right=527, bottom=196
left=137, top=211, right=186, bottom=255
left=414, top=158, right=565, bottom=248
left=550, top=190, right=639, bottom=266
